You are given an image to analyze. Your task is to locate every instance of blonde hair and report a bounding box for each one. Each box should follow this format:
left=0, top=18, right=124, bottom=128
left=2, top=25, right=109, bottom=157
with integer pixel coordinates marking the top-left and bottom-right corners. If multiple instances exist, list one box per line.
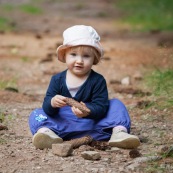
left=65, top=45, right=100, bottom=65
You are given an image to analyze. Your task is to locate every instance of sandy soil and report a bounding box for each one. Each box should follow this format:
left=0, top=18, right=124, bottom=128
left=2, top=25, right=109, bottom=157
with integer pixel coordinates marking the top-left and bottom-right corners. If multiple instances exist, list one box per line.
left=0, top=1, right=173, bottom=172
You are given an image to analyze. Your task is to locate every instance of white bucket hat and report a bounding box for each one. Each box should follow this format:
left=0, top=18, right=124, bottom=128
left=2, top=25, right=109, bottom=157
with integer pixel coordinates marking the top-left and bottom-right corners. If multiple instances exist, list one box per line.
left=56, top=25, right=104, bottom=63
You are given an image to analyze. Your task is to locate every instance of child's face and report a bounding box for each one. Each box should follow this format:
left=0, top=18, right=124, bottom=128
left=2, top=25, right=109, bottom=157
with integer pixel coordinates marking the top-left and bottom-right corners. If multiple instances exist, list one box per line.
left=65, top=46, right=95, bottom=76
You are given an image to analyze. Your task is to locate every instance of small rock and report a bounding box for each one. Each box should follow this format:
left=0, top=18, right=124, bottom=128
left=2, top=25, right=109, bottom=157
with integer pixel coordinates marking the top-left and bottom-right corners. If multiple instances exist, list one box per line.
left=11, top=47, right=19, bottom=55
left=109, top=79, right=121, bottom=85
left=138, top=136, right=148, bottom=143
left=121, top=76, right=130, bottom=85
left=52, top=143, right=73, bottom=157
left=133, top=156, right=161, bottom=163
left=35, top=34, right=42, bottom=39
left=157, top=145, right=169, bottom=155
left=125, top=156, right=162, bottom=170
left=0, top=124, right=8, bottom=130
left=133, top=72, right=143, bottom=80
left=81, top=151, right=101, bottom=160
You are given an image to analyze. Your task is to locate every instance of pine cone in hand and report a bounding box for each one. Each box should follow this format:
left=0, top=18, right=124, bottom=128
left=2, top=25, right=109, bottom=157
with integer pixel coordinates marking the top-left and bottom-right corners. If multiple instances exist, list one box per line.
left=65, top=98, right=91, bottom=115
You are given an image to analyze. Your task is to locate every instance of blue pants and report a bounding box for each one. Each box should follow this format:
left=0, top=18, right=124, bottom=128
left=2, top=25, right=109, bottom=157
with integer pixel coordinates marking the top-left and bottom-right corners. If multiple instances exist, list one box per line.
left=28, top=99, right=131, bottom=141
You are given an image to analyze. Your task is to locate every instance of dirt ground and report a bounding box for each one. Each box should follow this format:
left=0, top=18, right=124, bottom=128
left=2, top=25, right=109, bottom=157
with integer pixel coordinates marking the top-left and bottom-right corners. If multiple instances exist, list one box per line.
left=0, top=1, right=173, bottom=173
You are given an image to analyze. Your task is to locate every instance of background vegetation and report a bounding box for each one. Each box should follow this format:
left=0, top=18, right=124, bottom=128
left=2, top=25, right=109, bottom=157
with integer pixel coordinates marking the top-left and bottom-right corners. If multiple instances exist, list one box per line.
left=116, top=0, right=173, bottom=31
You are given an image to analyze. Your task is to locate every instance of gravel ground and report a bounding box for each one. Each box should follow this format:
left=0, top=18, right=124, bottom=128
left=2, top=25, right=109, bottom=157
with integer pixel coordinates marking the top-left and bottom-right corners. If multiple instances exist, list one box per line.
left=0, top=0, right=173, bottom=172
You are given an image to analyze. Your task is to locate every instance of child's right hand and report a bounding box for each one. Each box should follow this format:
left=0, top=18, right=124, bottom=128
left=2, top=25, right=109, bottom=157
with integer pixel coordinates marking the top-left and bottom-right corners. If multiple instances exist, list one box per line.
left=51, top=95, right=67, bottom=108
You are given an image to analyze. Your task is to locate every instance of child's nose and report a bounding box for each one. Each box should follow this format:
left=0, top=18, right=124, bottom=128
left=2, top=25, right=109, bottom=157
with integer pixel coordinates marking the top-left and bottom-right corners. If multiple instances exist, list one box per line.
left=76, top=56, right=83, bottom=63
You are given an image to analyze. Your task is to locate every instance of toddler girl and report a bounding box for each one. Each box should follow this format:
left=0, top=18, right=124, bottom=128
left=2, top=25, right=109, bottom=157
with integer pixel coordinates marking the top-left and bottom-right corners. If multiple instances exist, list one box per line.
left=29, top=25, right=140, bottom=149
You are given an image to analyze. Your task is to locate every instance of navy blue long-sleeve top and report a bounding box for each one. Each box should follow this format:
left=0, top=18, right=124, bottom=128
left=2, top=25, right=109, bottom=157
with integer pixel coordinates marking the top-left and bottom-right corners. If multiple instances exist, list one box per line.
left=42, top=69, right=109, bottom=120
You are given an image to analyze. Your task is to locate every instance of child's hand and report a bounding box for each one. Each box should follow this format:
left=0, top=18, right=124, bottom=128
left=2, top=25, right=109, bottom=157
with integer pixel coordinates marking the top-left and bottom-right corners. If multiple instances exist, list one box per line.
left=51, top=95, right=67, bottom=108
left=71, top=102, right=88, bottom=118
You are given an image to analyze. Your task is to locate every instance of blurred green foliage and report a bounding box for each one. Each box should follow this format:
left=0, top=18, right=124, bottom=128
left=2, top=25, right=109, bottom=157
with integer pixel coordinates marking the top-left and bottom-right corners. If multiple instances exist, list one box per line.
left=145, top=69, right=173, bottom=109
left=1, top=4, right=15, bottom=11
left=144, top=162, right=166, bottom=173
left=0, top=79, right=17, bottom=90
left=116, top=0, right=173, bottom=31
left=0, top=17, right=15, bottom=31
left=0, top=3, right=42, bottom=15
left=0, top=2, right=43, bottom=31
left=19, top=4, right=43, bottom=14
left=21, top=56, right=30, bottom=62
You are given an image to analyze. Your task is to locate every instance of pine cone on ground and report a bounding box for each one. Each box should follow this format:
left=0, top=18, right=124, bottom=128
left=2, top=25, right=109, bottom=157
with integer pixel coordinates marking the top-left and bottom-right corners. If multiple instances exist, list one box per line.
left=66, top=136, right=93, bottom=149
left=129, top=149, right=141, bottom=158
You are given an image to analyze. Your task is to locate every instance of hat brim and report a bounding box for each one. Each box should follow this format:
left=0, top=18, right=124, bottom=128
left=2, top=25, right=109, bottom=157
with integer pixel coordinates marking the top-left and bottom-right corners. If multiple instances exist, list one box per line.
left=56, top=45, right=70, bottom=63
left=57, top=44, right=103, bottom=63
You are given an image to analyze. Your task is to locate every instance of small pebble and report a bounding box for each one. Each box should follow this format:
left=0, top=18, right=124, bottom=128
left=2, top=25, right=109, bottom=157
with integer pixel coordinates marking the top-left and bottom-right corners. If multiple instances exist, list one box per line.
left=81, top=151, right=101, bottom=160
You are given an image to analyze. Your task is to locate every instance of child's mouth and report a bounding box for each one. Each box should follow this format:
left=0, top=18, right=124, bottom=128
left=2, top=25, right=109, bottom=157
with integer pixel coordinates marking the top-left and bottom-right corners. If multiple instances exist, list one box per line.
left=75, top=66, right=83, bottom=69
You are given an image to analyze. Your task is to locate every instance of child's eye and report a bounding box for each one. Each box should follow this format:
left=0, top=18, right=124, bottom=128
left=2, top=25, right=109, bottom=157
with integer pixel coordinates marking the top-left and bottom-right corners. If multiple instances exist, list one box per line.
left=83, top=54, right=90, bottom=58
left=70, top=53, right=76, bottom=56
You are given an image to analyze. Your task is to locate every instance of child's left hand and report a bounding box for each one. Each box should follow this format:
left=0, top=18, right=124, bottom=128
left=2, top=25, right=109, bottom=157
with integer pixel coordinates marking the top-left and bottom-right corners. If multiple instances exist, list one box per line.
left=71, top=102, right=88, bottom=118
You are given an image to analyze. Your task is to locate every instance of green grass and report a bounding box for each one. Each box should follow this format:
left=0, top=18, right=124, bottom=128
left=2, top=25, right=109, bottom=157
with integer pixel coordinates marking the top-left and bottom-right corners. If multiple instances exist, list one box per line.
left=145, top=69, right=173, bottom=109
left=1, top=4, right=15, bottom=11
left=0, top=79, right=17, bottom=90
left=0, top=17, right=8, bottom=29
left=19, top=4, right=43, bottom=14
left=75, top=3, right=85, bottom=10
left=0, top=3, right=42, bottom=31
left=147, top=69, right=173, bottom=96
left=144, top=162, right=166, bottom=173
left=97, top=11, right=108, bottom=18
left=0, top=17, right=15, bottom=31
left=0, top=108, right=14, bottom=145
left=0, top=138, right=7, bottom=145
left=0, top=5, right=16, bottom=32
left=116, top=0, right=173, bottom=31
left=0, top=3, right=43, bottom=15
left=21, top=56, right=30, bottom=62
left=0, top=108, right=13, bottom=123
left=0, top=111, right=5, bottom=123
